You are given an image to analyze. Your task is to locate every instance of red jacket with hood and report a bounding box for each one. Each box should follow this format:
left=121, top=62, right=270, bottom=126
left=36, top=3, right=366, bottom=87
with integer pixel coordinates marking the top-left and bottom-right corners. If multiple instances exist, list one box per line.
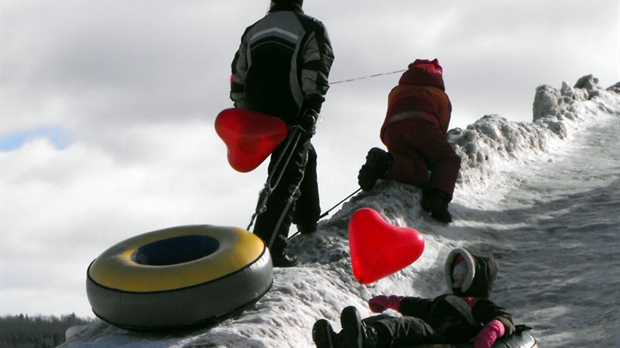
left=380, top=59, right=452, bottom=140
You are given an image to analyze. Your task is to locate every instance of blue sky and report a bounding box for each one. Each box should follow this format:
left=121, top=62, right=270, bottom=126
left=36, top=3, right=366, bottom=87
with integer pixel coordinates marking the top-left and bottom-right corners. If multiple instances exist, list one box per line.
left=0, top=127, right=72, bottom=151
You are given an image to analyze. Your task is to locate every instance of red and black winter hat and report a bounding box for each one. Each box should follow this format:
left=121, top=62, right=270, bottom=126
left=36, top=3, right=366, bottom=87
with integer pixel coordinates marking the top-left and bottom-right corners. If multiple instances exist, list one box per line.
left=410, top=58, right=443, bottom=73
left=398, top=58, right=445, bottom=90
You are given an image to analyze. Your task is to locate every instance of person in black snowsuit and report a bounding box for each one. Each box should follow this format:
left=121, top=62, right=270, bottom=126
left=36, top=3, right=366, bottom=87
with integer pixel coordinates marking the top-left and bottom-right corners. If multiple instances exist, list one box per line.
left=312, top=248, right=516, bottom=348
left=230, top=0, right=334, bottom=267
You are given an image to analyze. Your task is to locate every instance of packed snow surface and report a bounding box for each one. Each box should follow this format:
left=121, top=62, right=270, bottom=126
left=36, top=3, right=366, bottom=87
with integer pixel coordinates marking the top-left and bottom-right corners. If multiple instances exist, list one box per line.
left=60, top=76, right=620, bottom=348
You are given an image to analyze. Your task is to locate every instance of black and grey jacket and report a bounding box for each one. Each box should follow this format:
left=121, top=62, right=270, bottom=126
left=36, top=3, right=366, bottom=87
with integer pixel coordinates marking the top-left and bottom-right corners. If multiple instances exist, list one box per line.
left=230, top=3, right=334, bottom=124
left=397, top=248, right=516, bottom=342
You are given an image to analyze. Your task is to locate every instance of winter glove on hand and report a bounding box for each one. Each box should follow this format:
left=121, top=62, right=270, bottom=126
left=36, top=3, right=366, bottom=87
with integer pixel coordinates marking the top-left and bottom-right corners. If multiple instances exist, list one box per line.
left=295, top=95, right=324, bottom=138
left=296, top=108, right=318, bottom=137
left=368, top=295, right=403, bottom=313
left=473, top=320, right=505, bottom=348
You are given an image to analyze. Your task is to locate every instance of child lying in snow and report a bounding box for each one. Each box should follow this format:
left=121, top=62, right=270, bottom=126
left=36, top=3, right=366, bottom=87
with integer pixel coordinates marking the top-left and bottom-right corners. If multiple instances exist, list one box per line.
left=312, top=248, right=515, bottom=348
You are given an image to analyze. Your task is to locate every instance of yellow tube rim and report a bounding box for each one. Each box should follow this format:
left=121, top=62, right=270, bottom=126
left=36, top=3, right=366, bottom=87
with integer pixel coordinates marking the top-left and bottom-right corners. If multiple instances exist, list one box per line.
left=88, top=225, right=265, bottom=292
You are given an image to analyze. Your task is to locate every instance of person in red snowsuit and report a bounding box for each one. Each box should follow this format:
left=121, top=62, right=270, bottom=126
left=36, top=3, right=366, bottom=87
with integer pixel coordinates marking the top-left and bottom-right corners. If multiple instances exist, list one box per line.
left=357, top=59, right=461, bottom=223
left=312, top=248, right=517, bottom=348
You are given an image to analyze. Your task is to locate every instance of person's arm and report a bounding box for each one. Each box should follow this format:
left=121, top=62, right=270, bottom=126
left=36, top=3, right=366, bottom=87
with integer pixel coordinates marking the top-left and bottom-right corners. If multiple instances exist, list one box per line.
left=471, top=299, right=516, bottom=348
left=395, top=296, right=436, bottom=320
left=437, top=92, right=452, bottom=134
left=368, top=295, right=403, bottom=313
left=368, top=295, right=435, bottom=318
left=298, top=20, right=334, bottom=112
left=295, top=20, right=334, bottom=136
left=230, top=29, right=250, bottom=109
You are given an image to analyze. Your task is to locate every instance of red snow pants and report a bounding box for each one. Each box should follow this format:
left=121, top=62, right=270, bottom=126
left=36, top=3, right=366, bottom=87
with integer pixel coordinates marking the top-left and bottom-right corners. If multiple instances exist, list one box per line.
left=382, top=118, right=461, bottom=195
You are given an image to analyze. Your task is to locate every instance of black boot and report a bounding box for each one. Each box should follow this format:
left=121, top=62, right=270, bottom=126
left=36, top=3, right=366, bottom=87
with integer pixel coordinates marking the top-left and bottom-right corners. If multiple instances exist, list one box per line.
left=358, top=148, right=392, bottom=191
left=421, top=188, right=453, bottom=223
left=340, top=306, right=371, bottom=348
left=312, top=319, right=339, bottom=348
left=297, top=222, right=318, bottom=235
left=271, top=251, right=298, bottom=268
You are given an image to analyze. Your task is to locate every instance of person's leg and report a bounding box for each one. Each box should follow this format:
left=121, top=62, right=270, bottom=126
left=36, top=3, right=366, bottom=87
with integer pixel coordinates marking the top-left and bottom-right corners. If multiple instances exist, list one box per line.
left=253, top=135, right=311, bottom=266
left=339, top=308, right=446, bottom=348
left=292, top=144, right=321, bottom=234
left=370, top=316, right=447, bottom=347
left=358, top=147, right=393, bottom=191
left=407, top=123, right=460, bottom=196
left=312, top=319, right=339, bottom=348
left=340, top=306, right=365, bottom=348
left=411, top=125, right=460, bottom=222
left=384, top=120, right=460, bottom=222
left=384, top=120, right=460, bottom=195
left=382, top=125, right=429, bottom=187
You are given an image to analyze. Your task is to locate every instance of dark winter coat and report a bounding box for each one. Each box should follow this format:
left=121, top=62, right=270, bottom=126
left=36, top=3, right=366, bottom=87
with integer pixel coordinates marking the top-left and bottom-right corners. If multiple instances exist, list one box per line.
left=397, top=249, right=515, bottom=342
left=228, top=3, right=333, bottom=256
left=366, top=249, right=515, bottom=346
left=230, top=3, right=334, bottom=124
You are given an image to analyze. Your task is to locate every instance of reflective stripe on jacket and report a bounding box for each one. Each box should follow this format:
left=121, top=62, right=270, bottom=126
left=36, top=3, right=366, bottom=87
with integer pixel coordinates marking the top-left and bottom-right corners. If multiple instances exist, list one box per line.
left=230, top=5, right=334, bottom=123
left=381, top=84, right=452, bottom=139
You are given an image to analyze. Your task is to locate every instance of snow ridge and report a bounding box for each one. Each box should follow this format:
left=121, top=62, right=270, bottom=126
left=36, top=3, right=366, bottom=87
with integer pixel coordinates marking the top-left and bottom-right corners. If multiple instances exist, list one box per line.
left=59, top=76, right=620, bottom=348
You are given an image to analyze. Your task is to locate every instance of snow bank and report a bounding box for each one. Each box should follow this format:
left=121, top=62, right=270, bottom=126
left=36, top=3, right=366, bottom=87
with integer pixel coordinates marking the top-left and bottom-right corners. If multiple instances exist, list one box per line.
left=59, top=76, right=619, bottom=348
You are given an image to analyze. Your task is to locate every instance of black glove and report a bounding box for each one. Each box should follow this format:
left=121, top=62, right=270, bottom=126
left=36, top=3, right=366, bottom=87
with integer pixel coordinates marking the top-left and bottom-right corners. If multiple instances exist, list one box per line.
left=297, top=108, right=318, bottom=137
left=296, top=95, right=323, bottom=137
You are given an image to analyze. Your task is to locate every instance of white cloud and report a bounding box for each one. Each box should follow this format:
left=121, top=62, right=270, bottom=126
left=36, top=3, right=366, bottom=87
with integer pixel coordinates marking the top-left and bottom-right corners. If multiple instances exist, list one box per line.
left=1, top=123, right=267, bottom=316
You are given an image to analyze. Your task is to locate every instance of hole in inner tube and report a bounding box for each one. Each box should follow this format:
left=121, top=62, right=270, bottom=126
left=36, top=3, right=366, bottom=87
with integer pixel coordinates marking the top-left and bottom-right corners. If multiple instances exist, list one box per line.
left=131, top=235, right=220, bottom=266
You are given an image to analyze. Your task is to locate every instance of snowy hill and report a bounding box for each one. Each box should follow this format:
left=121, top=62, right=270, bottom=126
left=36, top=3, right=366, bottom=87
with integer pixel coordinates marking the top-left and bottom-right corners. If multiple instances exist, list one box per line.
left=59, top=76, right=620, bottom=348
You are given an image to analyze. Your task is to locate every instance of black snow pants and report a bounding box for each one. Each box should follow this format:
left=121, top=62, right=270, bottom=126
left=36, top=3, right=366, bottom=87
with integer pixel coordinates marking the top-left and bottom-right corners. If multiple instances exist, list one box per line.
left=252, top=133, right=320, bottom=256
left=363, top=315, right=450, bottom=347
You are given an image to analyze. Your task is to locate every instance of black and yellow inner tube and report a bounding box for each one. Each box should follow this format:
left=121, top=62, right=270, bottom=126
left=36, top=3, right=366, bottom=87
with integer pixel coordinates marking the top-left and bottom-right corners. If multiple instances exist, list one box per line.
left=86, top=225, right=273, bottom=330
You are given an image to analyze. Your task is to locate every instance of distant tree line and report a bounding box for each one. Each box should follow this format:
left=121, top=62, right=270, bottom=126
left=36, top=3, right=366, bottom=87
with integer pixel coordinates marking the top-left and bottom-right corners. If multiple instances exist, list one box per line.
left=0, top=313, right=94, bottom=348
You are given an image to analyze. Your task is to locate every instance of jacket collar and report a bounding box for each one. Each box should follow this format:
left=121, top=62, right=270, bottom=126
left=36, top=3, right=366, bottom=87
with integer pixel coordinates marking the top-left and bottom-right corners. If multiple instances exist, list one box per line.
left=270, top=3, right=303, bottom=13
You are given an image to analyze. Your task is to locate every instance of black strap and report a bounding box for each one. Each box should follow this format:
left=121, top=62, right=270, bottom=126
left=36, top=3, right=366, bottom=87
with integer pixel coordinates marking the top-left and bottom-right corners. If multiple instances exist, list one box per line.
left=247, top=127, right=303, bottom=231
left=515, top=324, right=534, bottom=333
left=287, top=187, right=362, bottom=240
